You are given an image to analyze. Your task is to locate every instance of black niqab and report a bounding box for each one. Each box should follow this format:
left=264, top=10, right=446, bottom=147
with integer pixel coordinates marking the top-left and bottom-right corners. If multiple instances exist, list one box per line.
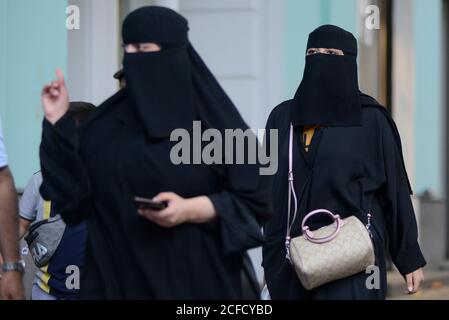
left=291, top=25, right=361, bottom=127
left=122, top=6, right=251, bottom=141
left=122, top=7, right=195, bottom=138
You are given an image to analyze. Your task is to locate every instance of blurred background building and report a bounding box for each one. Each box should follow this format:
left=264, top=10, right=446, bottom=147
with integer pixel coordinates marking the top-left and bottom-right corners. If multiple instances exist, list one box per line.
left=0, top=0, right=448, bottom=298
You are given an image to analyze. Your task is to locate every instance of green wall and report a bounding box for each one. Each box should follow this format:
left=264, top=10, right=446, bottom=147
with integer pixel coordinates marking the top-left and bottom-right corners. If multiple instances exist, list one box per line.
left=413, top=0, right=443, bottom=196
left=0, top=0, right=68, bottom=188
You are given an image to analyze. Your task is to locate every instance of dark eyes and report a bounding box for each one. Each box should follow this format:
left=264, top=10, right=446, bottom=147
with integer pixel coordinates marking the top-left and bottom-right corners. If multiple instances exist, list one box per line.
left=307, top=49, right=338, bottom=55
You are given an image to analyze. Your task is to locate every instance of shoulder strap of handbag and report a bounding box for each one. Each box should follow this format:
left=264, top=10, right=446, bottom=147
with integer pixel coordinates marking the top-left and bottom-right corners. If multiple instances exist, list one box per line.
left=285, top=123, right=297, bottom=261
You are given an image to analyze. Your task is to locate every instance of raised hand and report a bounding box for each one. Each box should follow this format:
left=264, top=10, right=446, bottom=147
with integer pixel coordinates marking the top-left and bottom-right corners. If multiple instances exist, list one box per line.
left=41, top=68, right=70, bottom=125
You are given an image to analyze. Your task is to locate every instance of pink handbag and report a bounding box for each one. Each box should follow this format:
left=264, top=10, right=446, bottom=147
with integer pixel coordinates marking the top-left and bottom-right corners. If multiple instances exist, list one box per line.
left=285, top=124, right=375, bottom=290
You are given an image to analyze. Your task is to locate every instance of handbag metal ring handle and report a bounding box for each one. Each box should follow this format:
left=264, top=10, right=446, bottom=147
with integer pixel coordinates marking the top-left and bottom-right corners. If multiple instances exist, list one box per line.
left=301, top=209, right=343, bottom=244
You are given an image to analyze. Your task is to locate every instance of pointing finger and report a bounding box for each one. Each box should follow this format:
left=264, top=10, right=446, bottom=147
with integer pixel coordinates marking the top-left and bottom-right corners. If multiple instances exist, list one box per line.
left=56, top=68, right=65, bottom=86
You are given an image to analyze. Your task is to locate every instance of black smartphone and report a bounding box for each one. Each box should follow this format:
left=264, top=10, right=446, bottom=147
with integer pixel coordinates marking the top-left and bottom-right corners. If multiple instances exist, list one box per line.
left=134, top=197, right=168, bottom=211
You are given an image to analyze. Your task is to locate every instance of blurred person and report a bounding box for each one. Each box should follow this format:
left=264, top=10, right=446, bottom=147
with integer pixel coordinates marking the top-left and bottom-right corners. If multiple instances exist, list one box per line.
left=19, top=102, right=95, bottom=300
left=262, top=25, right=425, bottom=300
left=39, top=6, right=270, bottom=299
left=113, top=66, right=262, bottom=300
left=0, top=115, right=25, bottom=300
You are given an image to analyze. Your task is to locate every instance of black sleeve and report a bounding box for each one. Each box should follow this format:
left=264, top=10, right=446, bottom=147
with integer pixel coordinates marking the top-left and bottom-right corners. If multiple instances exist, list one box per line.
left=208, top=188, right=267, bottom=256
left=379, top=112, right=427, bottom=276
left=259, top=103, right=286, bottom=240
left=208, top=132, right=272, bottom=256
left=261, top=105, right=279, bottom=208
left=39, top=113, right=93, bottom=226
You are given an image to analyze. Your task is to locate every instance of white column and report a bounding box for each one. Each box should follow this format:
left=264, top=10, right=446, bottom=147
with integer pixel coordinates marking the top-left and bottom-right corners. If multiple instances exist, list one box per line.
left=152, top=0, right=179, bottom=11
left=67, top=0, right=120, bottom=106
left=392, top=0, right=419, bottom=226
left=392, top=0, right=415, bottom=187
left=121, top=0, right=180, bottom=19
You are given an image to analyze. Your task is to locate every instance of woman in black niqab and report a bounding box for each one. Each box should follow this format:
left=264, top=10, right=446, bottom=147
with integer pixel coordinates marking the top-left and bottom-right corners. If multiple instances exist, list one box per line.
left=39, top=6, right=270, bottom=299
left=262, top=25, right=426, bottom=300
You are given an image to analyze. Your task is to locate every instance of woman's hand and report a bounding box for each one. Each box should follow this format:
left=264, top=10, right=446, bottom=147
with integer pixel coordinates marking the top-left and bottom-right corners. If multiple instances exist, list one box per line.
left=138, top=192, right=216, bottom=228
left=41, top=68, right=70, bottom=125
left=405, top=268, right=424, bottom=294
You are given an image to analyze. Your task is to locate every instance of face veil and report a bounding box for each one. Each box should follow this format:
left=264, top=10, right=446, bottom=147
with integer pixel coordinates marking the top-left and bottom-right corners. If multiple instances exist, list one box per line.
left=122, top=6, right=195, bottom=138
left=291, top=25, right=362, bottom=127
left=122, top=6, right=251, bottom=140
left=123, top=47, right=197, bottom=138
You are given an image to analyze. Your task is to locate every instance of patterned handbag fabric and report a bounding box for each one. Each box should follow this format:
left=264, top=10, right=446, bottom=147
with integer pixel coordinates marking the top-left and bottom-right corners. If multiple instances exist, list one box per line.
left=285, top=124, right=375, bottom=290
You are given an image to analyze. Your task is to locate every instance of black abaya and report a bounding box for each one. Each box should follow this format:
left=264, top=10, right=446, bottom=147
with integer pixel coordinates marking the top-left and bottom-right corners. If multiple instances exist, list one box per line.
left=40, top=89, right=270, bottom=299
left=261, top=96, right=426, bottom=300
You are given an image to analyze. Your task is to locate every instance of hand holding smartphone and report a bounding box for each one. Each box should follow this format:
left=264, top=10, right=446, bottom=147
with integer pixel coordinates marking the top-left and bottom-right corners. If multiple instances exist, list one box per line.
left=134, top=197, right=168, bottom=211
